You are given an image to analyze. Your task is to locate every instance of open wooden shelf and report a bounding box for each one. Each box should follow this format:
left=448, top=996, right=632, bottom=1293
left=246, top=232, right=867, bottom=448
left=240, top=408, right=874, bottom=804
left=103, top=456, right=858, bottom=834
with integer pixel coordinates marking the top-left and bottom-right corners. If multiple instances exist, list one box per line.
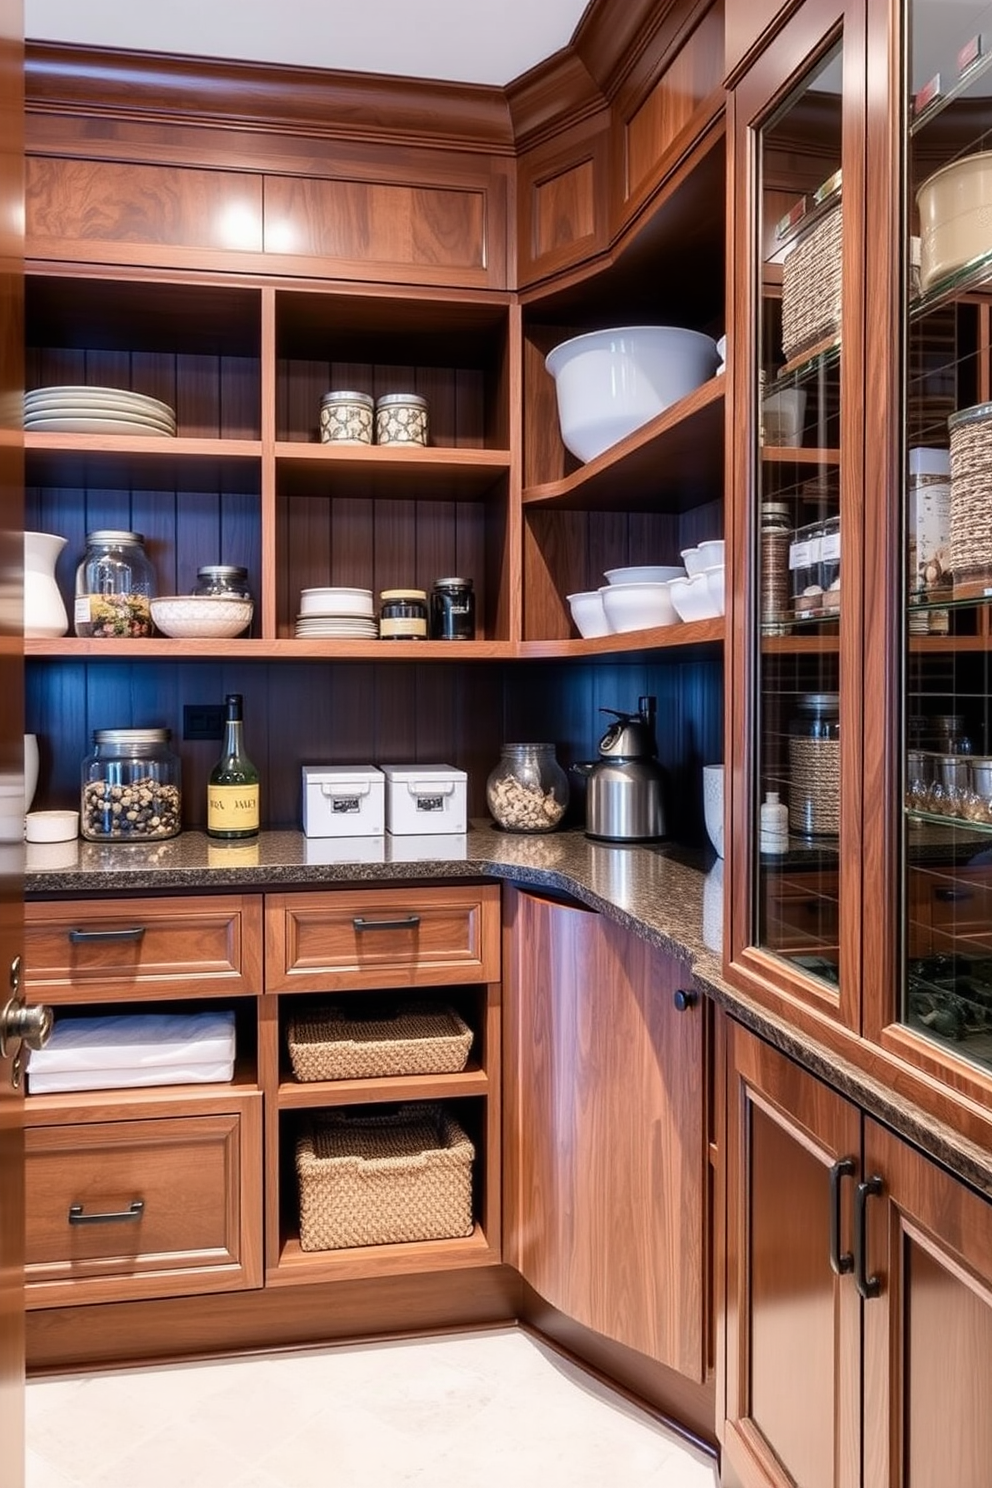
left=521, top=376, right=724, bottom=513
left=24, top=434, right=263, bottom=491
left=269, top=1223, right=497, bottom=1286
left=275, top=442, right=512, bottom=501
left=277, top=1064, right=489, bottom=1110
left=520, top=617, right=723, bottom=657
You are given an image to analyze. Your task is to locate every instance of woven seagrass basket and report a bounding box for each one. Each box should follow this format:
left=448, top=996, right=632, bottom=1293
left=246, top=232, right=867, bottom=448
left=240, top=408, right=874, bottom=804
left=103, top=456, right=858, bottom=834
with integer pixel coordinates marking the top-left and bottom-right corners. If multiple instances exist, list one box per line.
left=287, top=1002, right=473, bottom=1082
left=296, top=1103, right=475, bottom=1251
left=781, top=203, right=843, bottom=363
left=948, top=402, right=992, bottom=595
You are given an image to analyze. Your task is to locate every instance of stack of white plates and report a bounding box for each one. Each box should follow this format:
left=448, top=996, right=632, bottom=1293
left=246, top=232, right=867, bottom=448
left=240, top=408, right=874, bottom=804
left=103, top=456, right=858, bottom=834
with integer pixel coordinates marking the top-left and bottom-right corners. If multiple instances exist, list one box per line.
left=295, top=586, right=376, bottom=639
left=24, top=386, right=177, bottom=437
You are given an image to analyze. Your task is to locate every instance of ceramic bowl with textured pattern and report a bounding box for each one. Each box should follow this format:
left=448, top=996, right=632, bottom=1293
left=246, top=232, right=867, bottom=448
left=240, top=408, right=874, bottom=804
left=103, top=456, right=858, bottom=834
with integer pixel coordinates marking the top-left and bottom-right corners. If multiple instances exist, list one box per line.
left=150, top=595, right=253, bottom=638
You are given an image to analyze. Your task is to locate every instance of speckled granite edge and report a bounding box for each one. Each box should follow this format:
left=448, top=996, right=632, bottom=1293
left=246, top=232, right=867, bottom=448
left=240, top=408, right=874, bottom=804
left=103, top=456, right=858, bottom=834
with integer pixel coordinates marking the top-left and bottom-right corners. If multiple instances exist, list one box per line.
left=24, top=824, right=992, bottom=1200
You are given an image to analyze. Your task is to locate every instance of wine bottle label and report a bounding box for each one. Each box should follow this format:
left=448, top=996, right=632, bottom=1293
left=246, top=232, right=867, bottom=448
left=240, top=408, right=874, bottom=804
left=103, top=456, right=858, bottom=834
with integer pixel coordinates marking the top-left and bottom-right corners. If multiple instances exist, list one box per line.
left=208, top=783, right=260, bottom=832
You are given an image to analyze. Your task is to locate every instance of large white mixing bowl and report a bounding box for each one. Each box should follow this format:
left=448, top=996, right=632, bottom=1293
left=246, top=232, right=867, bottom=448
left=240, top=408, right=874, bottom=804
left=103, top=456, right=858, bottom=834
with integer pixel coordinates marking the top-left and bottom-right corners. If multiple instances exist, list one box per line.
left=545, top=325, right=719, bottom=463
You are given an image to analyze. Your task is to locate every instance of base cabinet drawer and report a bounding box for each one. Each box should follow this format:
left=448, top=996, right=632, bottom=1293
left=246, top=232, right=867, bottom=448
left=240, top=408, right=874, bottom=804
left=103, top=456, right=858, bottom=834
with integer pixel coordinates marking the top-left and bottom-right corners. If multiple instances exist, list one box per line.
left=24, top=895, right=264, bottom=1004
left=265, top=885, right=501, bottom=993
left=25, top=1095, right=262, bottom=1306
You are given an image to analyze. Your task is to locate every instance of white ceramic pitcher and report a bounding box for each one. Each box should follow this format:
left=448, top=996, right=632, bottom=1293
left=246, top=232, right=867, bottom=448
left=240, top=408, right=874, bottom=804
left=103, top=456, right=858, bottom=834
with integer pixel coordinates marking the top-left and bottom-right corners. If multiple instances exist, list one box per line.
left=24, top=531, right=68, bottom=638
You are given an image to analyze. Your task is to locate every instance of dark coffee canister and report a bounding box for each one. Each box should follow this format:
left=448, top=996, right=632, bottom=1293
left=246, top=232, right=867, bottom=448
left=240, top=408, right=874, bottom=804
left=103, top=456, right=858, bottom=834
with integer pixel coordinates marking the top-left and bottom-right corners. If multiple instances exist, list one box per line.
left=430, top=577, right=475, bottom=640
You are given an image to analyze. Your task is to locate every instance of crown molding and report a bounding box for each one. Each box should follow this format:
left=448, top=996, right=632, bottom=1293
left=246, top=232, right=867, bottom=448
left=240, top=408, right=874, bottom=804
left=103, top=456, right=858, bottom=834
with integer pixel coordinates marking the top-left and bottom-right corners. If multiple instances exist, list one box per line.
left=504, top=48, right=607, bottom=152
left=24, top=42, right=517, bottom=156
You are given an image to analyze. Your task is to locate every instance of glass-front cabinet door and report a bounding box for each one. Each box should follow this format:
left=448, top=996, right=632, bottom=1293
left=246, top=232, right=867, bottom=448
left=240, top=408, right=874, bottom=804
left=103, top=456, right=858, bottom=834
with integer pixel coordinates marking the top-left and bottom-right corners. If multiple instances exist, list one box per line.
left=889, top=0, right=992, bottom=1086
left=729, top=0, right=867, bottom=1031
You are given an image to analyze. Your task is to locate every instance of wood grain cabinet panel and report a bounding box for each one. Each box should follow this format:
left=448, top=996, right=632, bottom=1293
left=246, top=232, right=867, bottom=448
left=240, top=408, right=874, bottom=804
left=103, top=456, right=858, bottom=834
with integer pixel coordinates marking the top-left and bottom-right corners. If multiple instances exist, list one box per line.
left=24, top=1095, right=262, bottom=1307
left=26, top=158, right=263, bottom=256
left=23, top=895, right=263, bottom=1004
left=504, top=887, right=707, bottom=1379
left=264, top=175, right=488, bottom=282
left=265, top=885, right=501, bottom=993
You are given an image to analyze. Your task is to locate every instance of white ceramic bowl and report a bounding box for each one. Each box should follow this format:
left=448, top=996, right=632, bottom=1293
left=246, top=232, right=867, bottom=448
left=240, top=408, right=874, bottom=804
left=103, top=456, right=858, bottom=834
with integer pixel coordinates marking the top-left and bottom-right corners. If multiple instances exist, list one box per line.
left=681, top=547, right=706, bottom=577
left=545, top=325, right=720, bottom=463
left=696, top=539, right=725, bottom=569
left=669, top=573, right=719, bottom=622
left=25, top=809, right=79, bottom=843
left=298, top=586, right=374, bottom=617
left=603, top=565, right=685, bottom=585
left=566, top=589, right=612, bottom=638
left=600, top=580, right=677, bottom=633
left=762, top=387, right=807, bottom=447
left=703, top=764, right=724, bottom=858
left=150, top=595, right=253, bottom=639
left=702, top=564, right=725, bottom=616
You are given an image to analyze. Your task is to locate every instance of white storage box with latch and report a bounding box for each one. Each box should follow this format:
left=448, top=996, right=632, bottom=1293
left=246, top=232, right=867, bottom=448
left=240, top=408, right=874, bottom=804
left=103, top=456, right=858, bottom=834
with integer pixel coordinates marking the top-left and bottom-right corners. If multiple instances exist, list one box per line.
left=380, top=764, right=467, bottom=835
left=302, top=765, right=384, bottom=837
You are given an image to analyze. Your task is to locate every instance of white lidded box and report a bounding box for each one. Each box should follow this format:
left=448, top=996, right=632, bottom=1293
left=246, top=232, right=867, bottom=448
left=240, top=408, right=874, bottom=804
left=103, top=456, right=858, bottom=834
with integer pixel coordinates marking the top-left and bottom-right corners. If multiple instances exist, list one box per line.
left=380, top=764, right=467, bottom=835
left=302, top=765, right=384, bottom=838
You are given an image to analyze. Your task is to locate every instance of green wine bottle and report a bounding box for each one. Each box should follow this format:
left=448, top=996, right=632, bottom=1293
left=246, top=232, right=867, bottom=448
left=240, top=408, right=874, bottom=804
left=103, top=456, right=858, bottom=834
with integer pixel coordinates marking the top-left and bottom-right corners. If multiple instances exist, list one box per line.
left=207, top=693, right=260, bottom=838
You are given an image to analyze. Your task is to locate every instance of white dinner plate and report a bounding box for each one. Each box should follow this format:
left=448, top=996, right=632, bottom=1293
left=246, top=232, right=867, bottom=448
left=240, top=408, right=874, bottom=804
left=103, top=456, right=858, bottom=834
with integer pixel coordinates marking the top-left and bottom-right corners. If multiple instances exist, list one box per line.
left=25, top=405, right=176, bottom=431
left=23, top=414, right=176, bottom=437
left=25, top=386, right=176, bottom=420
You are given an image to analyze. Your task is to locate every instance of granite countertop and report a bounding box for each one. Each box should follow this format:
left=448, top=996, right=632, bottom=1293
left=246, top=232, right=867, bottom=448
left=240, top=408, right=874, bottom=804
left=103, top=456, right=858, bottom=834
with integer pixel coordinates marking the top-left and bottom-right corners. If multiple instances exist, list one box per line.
left=23, top=822, right=992, bottom=1202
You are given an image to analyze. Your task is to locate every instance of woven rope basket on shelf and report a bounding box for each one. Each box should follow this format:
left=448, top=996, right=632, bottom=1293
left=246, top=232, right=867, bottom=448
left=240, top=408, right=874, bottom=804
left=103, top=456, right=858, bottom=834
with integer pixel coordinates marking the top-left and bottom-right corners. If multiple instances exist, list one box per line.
left=781, top=203, right=843, bottom=363
left=948, top=403, right=992, bottom=594
left=287, top=1002, right=473, bottom=1082
left=296, top=1103, right=475, bottom=1251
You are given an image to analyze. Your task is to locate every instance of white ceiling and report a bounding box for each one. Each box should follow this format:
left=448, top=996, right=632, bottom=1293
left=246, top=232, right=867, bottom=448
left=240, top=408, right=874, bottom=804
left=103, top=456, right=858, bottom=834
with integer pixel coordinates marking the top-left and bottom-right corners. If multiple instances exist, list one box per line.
left=23, top=0, right=593, bottom=87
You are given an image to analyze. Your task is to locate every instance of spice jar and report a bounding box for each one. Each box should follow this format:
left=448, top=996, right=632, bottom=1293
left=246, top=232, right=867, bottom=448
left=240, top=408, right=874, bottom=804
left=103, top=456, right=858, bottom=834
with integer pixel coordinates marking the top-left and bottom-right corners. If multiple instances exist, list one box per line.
left=379, top=589, right=428, bottom=640
left=788, top=692, right=840, bottom=836
left=81, top=728, right=181, bottom=841
left=74, top=531, right=155, bottom=638
left=486, top=743, right=569, bottom=833
left=760, top=502, right=792, bottom=635
left=319, top=391, right=374, bottom=445
left=193, top=565, right=252, bottom=599
left=430, top=577, right=475, bottom=640
left=375, top=393, right=428, bottom=446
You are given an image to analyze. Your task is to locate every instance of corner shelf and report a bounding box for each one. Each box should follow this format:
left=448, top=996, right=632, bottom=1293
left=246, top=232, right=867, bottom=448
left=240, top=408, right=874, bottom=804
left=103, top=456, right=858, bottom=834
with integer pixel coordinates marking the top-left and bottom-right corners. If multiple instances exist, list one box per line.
left=269, top=1224, right=497, bottom=1287
left=520, top=617, right=723, bottom=658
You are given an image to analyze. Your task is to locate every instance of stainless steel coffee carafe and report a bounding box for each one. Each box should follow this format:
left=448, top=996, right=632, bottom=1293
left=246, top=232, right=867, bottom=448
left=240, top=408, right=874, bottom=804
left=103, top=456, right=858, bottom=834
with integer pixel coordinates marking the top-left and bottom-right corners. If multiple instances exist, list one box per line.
left=572, top=696, right=667, bottom=842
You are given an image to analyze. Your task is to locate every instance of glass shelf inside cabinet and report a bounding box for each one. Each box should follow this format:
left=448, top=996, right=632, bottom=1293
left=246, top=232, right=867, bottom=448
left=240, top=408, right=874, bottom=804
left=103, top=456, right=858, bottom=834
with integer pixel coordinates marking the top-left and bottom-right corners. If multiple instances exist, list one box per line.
left=901, top=0, right=992, bottom=1073
left=752, top=40, right=844, bottom=992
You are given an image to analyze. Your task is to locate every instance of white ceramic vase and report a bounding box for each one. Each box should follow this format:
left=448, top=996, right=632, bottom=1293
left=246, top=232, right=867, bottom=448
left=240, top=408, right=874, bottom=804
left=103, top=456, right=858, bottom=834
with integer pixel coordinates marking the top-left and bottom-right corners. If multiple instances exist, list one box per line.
left=703, top=763, right=724, bottom=858
left=24, top=733, right=39, bottom=814
left=24, top=531, right=69, bottom=638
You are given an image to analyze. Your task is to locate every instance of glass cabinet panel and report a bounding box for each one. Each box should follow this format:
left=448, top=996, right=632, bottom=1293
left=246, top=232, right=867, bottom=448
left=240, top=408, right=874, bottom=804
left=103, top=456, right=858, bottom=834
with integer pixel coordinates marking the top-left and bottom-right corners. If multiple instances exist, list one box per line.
left=752, top=42, right=846, bottom=994
left=901, top=0, right=992, bottom=1071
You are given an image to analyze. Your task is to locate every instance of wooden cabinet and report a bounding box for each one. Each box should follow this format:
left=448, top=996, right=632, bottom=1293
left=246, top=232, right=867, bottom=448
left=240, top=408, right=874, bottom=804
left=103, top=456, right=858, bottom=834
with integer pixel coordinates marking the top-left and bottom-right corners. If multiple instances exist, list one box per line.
left=503, top=885, right=707, bottom=1380
left=724, top=1019, right=992, bottom=1488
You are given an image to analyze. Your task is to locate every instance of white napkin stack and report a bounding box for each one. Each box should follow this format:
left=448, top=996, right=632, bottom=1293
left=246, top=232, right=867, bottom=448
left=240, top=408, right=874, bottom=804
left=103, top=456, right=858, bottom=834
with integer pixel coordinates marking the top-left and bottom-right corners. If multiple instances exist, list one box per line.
left=27, top=1010, right=236, bottom=1094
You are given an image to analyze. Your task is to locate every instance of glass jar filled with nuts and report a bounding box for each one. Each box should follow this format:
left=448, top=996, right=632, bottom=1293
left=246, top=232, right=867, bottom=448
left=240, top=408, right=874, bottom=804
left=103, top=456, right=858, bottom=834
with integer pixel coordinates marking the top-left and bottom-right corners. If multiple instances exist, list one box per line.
left=486, top=743, right=569, bottom=833
left=81, top=728, right=182, bottom=841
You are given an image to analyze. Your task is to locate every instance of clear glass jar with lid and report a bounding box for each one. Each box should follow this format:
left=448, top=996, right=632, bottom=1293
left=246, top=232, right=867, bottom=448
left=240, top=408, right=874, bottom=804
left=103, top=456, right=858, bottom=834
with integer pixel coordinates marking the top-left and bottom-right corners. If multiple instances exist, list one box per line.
left=788, top=692, right=840, bottom=837
left=193, top=565, right=252, bottom=599
left=74, top=530, right=155, bottom=638
left=486, top=743, right=569, bottom=833
left=81, top=728, right=181, bottom=841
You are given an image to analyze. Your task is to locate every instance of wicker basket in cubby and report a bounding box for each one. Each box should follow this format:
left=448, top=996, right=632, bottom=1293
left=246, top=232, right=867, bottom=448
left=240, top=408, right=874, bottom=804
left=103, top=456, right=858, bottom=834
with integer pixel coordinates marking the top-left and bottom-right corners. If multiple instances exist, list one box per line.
left=295, top=1103, right=475, bottom=1251
left=286, top=1001, right=473, bottom=1083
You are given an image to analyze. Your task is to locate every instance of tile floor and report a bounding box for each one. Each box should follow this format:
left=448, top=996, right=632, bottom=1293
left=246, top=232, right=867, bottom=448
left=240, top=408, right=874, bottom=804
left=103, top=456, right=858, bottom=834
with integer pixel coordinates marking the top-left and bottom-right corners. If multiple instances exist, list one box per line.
left=26, top=1326, right=719, bottom=1488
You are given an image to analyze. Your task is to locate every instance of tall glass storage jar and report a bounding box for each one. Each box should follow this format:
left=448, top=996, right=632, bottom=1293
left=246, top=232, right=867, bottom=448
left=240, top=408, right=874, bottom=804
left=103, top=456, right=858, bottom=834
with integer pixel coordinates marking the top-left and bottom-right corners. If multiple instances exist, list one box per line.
left=74, top=530, right=155, bottom=638
left=81, top=728, right=181, bottom=841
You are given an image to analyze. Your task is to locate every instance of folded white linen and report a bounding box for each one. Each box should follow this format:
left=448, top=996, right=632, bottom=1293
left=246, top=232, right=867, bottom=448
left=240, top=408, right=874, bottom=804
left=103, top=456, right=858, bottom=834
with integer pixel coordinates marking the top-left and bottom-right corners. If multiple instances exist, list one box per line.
left=28, top=1010, right=236, bottom=1074
left=27, top=1059, right=236, bottom=1094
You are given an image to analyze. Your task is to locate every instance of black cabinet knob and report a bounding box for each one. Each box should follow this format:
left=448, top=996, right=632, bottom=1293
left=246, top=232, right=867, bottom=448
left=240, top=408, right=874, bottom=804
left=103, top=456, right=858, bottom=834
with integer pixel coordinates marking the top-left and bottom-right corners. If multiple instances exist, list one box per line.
left=673, top=988, right=698, bottom=1012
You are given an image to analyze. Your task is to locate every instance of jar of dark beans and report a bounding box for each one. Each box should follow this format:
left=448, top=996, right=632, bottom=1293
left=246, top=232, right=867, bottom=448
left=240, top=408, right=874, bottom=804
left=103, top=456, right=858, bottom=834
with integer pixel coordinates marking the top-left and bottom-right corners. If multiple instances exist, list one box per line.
left=81, top=728, right=182, bottom=841
left=430, top=577, right=475, bottom=640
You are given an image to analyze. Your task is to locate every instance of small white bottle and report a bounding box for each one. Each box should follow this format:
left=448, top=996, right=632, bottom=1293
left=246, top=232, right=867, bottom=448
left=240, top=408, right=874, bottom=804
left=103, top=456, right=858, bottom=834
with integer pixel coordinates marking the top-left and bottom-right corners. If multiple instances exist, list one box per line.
left=760, top=790, right=789, bottom=854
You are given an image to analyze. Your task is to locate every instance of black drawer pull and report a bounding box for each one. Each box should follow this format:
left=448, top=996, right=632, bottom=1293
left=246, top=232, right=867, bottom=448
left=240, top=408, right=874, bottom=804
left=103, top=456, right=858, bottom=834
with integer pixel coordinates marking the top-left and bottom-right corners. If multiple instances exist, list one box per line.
left=934, top=888, right=973, bottom=903
left=68, top=926, right=146, bottom=945
left=68, top=1199, right=144, bottom=1226
left=352, top=914, right=421, bottom=932
left=673, top=988, right=697, bottom=1012
left=828, top=1157, right=855, bottom=1275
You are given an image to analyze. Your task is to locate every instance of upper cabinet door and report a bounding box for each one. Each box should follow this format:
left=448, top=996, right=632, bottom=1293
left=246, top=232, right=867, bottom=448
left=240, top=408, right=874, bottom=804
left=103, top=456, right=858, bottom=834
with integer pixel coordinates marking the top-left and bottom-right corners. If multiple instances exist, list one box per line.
left=728, top=0, right=867, bottom=1033
left=859, top=0, right=992, bottom=1107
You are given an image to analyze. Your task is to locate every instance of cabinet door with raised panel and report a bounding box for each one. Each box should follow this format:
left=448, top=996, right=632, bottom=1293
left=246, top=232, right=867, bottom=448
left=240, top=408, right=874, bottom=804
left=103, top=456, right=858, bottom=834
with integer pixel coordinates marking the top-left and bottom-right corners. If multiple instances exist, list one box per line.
left=503, top=886, right=706, bottom=1379
left=862, top=1120, right=992, bottom=1488
left=724, top=1021, right=861, bottom=1488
